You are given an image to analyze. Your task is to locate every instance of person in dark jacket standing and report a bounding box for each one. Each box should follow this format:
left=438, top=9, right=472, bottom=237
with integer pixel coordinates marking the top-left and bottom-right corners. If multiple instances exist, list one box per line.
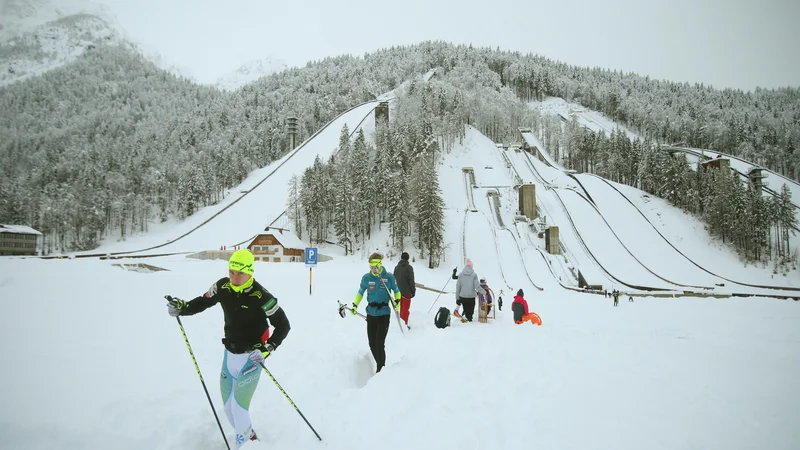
left=167, top=249, right=291, bottom=448
left=455, top=258, right=486, bottom=322
left=350, top=252, right=401, bottom=373
left=393, top=252, right=415, bottom=330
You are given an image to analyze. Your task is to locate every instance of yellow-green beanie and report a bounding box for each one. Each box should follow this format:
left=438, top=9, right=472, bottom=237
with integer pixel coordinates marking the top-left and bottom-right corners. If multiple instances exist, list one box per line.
left=229, top=249, right=255, bottom=275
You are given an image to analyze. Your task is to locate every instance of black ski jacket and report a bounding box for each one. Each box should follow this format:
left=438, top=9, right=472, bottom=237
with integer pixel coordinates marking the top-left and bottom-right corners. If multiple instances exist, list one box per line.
left=393, top=259, right=416, bottom=297
left=181, top=278, right=291, bottom=353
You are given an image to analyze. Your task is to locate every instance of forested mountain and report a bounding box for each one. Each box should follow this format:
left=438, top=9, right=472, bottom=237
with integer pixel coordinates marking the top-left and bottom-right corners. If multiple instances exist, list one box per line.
left=1, top=37, right=798, bottom=262
left=1, top=14, right=133, bottom=86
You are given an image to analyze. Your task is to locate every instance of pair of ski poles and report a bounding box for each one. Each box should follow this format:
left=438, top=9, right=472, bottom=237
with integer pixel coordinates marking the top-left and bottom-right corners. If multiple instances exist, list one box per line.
left=340, top=273, right=453, bottom=319
left=338, top=277, right=406, bottom=334
left=167, top=296, right=322, bottom=450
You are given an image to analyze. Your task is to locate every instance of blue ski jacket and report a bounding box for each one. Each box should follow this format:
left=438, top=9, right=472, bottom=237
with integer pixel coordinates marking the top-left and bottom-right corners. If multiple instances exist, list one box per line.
left=355, top=267, right=401, bottom=317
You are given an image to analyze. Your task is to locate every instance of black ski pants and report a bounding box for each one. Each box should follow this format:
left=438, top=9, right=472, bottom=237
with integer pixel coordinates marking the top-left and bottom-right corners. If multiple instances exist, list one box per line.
left=459, top=297, right=476, bottom=322
left=366, top=314, right=391, bottom=372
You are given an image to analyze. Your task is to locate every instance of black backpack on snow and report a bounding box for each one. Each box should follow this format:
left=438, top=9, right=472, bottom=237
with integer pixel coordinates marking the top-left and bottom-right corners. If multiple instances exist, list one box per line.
left=434, top=307, right=451, bottom=329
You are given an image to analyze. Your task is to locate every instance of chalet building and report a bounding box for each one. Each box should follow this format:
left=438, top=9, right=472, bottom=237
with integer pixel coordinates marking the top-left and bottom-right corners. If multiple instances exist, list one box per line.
left=0, top=224, right=42, bottom=256
left=247, top=229, right=306, bottom=262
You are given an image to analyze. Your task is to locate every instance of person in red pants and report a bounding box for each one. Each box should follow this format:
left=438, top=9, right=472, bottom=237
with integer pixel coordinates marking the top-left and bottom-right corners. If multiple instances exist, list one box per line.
left=393, top=251, right=416, bottom=330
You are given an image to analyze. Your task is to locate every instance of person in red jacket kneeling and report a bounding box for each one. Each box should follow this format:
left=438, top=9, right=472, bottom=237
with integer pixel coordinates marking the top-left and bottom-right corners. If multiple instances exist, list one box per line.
left=511, top=289, right=542, bottom=325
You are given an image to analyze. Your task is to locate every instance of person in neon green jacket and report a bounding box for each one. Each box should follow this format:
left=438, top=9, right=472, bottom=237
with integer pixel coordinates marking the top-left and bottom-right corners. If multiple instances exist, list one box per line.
left=349, top=252, right=401, bottom=373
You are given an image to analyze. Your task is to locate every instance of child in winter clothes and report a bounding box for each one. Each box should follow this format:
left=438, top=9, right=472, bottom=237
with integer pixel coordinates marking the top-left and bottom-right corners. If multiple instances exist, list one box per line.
left=478, top=278, right=493, bottom=317
left=512, top=289, right=541, bottom=325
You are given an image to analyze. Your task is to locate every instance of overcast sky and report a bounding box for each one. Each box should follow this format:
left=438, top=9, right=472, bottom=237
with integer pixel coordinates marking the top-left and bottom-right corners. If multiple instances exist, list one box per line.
left=55, top=0, right=800, bottom=91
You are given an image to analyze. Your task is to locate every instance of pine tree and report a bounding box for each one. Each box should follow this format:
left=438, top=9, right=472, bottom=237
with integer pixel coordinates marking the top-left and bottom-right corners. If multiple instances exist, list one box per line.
left=744, top=185, right=769, bottom=261
left=301, top=157, right=327, bottom=242
left=372, top=121, right=394, bottom=225
left=389, top=173, right=409, bottom=252
left=287, top=175, right=303, bottom=239
left=779, top=184, right=797, bottom=257
left=414, top=156, right=445, bottom=268
left=333, top=125, right=353, bottom=254
left=176, top=166, right=205, bottom=219
left=349, top=129, right=371, bottom=242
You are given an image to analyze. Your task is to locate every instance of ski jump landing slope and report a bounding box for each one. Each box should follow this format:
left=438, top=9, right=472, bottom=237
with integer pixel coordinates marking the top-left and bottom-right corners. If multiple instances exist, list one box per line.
left=597, top=176, right=800, bottom=292
left=92, top=101, right=380, bottom=256
left=577, top=173, right=724, bottom=288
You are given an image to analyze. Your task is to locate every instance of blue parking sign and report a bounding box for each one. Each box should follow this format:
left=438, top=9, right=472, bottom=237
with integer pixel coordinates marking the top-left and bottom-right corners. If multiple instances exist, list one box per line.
left=305, top=247, right=318, bottom=265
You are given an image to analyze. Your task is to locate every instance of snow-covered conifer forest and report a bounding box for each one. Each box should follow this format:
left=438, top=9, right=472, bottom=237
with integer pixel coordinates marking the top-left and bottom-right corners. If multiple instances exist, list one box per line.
left=2, top=30, right=799, bottom=268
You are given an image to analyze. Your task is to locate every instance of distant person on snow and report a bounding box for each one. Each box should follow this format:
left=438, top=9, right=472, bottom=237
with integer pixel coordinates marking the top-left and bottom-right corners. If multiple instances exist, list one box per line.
left=166, top=249, right=291, bottom=448
left=613, top=290, right=619, bottom=307
left=628, top=294, right=634, bottom=302
left=455, top=258, right=486, bottom=322
left=393, top=251, right=416, bottom=330
left=350, top=252, right=402, bottom=373
left=512, top=289, right=541, bottom=325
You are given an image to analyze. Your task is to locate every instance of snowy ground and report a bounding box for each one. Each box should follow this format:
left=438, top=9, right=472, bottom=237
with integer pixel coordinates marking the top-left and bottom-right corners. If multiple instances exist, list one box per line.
left=4, top=102, right=800, bottom=450
left=577, top=174, right=748, bottom=290
left=613, top=180, right=800, bottom=288
left=1, top=256, right=798, bottom=450
left=529, top=97, right=642, bottom=141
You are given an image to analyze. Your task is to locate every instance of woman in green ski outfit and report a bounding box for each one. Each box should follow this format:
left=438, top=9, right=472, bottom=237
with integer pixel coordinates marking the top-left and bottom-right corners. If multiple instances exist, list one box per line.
left=167, top=249, right=290, bottom=448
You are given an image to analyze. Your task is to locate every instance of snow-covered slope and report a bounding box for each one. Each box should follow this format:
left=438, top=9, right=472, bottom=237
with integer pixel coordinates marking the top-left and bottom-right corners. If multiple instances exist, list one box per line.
left=0, top=13, right=133, bottom=86
left=0, top=0, right=105, bottom=41
left=3, top=116, right=799, bottom=450
left=613, top=179, right=800, bottom=287
left=530, top=96, right=641, bottom=141
left=1, top=247, right=798, bottom=450
left=0, top=3, right=282, bottom=89
left=90, top=101, right=379, bottom=255
left=215, top=56, right=288, bottom=91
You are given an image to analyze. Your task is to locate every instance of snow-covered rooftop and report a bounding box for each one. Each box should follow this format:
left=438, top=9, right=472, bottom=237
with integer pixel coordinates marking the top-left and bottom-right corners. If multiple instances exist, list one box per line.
left=0, top=224, right=42, bottom=235
left=260, top=229, right=308, bottom=250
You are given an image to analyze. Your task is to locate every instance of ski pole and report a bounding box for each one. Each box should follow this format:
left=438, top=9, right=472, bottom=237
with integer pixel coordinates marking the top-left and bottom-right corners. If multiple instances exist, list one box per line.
left=378, top=277, right=405, bottom=334
left=167, top=296, right=231, bottom=450
left=338, top=300, right=367, bottom=320
left=259, top=362, right=322, bottom=441
left=427, top=276, right=453, bottom=313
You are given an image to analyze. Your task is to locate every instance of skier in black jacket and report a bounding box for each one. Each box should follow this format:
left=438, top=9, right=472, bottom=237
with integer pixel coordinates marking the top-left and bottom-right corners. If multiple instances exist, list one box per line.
left=167, top=249, right=290, bottom=448
left=393, top=252, right=416, bottom=329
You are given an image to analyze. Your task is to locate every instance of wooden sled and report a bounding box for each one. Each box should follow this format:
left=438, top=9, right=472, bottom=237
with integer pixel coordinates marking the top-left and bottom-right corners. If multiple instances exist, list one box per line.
left=478, top=288, right=496, bottom=323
